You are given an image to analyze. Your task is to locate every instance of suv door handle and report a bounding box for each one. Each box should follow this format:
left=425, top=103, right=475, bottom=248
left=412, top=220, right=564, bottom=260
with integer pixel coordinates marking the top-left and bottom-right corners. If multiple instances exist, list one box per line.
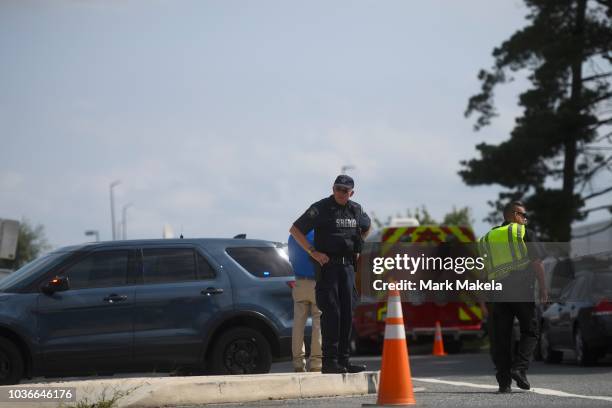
left=103, top=294, right=128, bottom=303
left=202, top=287, right=224, bottom=296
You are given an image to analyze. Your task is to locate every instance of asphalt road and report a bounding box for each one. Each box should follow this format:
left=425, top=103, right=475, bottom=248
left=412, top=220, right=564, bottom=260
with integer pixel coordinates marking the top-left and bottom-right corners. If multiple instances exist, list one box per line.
left=23, top=346, right=612, bottom=407
left=216, top=349, right=612, bottom=408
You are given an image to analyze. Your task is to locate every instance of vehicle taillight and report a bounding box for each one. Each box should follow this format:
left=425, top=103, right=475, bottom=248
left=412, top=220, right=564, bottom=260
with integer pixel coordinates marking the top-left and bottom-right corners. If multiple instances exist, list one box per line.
left=286, top=280, right=296, bottom=289
left=593, top=300, right=612, bottom=316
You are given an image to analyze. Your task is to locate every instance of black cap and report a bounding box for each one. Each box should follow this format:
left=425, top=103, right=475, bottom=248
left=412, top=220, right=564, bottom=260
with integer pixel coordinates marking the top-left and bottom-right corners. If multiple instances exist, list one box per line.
left=334, top=174, right=354, bottom=189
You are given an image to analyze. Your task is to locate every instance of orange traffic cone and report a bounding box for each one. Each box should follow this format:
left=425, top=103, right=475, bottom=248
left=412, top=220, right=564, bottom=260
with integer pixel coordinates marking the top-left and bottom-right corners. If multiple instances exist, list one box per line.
left=375, top=289, right=416, bottom=406
left=432, top=320, right=447, bottom=356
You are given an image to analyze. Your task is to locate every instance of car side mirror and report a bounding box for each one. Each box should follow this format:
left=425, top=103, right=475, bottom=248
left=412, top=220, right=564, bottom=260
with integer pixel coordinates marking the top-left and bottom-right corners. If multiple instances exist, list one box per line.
left=41, top=276, right=70, bottom=295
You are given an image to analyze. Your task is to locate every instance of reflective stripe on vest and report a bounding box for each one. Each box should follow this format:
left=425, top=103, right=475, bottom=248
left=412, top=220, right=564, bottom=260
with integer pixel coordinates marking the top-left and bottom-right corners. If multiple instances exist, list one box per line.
left=478, top=223, right=530, bottom=281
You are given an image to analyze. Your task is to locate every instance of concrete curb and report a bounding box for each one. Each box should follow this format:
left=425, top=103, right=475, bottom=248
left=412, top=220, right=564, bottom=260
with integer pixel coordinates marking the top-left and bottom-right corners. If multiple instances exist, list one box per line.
left=1, top=371, right=379, bottom=407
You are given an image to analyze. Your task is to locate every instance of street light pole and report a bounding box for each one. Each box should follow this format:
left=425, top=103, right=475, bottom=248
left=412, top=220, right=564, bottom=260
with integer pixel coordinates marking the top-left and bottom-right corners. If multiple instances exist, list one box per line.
left=341, top=165, right=355, bottom=174
left=110, top=180, right=121, bottom=240
left=84, top=230, right=99, bottom=242
left=122, top=203, right=133, bottom=240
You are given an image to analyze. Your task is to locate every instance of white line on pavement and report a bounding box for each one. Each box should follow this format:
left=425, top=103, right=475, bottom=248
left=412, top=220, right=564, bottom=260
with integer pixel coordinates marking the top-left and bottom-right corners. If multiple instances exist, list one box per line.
left=412, top=378, right=612, bottom=403
left=412, top=378, right=497, bottom=390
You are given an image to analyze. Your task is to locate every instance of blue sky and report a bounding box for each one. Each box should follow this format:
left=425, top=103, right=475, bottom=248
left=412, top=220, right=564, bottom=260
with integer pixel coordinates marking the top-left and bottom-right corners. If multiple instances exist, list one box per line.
left=1, top=0, right=609, bottom=248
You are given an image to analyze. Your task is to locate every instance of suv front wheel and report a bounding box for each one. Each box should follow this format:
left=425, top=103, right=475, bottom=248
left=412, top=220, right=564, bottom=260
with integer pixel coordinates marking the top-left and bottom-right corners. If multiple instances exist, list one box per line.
left=210, top=327, right=272, bottom=375
left=0, top=337, right=24, bottom=385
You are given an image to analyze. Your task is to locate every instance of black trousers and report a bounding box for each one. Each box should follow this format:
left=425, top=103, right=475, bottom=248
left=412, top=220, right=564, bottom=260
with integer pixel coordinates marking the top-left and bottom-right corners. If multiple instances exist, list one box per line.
left=491, top=302, right=538, bottom=385
left=315, top=262, right=355, bottom=365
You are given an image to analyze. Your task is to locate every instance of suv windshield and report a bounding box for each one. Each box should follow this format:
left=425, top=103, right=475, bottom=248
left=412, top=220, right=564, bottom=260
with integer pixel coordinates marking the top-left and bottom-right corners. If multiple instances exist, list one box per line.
left=0, top=252, right=72, bottom=292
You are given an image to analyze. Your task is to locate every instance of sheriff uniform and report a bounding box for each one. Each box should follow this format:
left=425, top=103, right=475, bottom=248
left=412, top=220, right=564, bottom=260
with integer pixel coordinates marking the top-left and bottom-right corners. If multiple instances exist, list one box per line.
left=292, top=175, right=370, bottom=373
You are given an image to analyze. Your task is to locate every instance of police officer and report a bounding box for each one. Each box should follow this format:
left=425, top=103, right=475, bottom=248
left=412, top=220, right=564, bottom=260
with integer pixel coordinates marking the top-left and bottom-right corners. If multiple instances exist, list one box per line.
left=289, top=175, right=371, bottom=374
left=479, top=201, right=548, bottom=393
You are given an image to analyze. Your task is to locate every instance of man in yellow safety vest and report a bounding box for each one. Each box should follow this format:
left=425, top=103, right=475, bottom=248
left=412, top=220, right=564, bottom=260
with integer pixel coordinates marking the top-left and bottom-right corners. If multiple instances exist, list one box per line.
left=479, top=201, right=548, bottom=393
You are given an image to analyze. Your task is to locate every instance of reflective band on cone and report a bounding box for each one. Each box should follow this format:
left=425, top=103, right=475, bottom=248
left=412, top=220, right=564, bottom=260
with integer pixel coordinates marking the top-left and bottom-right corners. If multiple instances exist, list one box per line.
left=384, top=324, right=406, bottom=340
left=388, top=295, right=401, bottom=304
left=387, top=297, right=402, bottom=318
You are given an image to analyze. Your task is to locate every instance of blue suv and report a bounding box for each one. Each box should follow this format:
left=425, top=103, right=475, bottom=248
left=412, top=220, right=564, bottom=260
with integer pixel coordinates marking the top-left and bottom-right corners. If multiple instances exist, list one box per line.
left=0, top=238, right=295, bottom=384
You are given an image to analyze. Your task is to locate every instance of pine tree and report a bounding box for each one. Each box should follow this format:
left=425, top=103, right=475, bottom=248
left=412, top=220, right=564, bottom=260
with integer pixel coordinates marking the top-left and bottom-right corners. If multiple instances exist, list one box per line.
left=463, top=0, right=612, bottom=241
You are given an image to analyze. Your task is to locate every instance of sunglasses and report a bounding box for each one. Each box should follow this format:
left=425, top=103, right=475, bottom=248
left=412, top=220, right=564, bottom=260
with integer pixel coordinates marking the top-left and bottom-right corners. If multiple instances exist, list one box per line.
left=514, top=211, right=528, bottom=219
left=334, top=186, right=351, bottom=194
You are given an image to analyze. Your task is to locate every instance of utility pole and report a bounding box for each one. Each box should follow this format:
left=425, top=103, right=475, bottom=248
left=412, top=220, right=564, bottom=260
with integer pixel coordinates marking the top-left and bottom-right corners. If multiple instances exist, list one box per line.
left=110, top=180, right=121, bottom=240
left=122, top=203, right=133, bottom=240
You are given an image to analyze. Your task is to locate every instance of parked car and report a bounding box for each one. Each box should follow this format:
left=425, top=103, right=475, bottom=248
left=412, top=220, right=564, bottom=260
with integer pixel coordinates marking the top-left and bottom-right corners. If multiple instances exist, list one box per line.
left=539, top=255, right=612, bottom=365
left=0, top=238, right=295, bottom=384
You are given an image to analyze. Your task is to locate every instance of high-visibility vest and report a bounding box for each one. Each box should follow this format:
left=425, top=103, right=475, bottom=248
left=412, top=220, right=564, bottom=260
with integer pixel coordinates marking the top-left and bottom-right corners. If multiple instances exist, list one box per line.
left=478, top=223, right=530, bottom=281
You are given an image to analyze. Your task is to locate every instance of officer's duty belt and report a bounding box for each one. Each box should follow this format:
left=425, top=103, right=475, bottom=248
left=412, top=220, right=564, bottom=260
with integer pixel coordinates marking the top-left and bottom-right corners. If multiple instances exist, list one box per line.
left=327, top=255, right=354, bottom=265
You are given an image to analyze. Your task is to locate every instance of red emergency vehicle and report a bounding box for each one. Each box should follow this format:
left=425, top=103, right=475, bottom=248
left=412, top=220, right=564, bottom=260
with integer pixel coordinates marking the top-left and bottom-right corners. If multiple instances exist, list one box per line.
left=352, top=222, right=485, bottom=353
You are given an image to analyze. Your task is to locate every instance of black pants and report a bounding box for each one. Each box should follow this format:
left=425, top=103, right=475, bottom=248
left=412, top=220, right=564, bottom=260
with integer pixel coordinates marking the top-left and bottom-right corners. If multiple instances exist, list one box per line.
left=486, top=302, right=496, bottom=364
left=315, top=262, right=355, bottom=365
left=491, top=302, right=538, bottom=385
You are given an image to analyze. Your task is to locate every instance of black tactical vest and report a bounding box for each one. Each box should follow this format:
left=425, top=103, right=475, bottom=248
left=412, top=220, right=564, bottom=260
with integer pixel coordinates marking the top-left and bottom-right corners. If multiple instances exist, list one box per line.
left=313, top=197, right=362, bottom=255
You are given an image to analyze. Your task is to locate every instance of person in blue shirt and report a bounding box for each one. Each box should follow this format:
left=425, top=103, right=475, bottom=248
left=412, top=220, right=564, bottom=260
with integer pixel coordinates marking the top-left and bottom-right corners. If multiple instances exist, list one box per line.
left=288, top=230, right=322, bottom=372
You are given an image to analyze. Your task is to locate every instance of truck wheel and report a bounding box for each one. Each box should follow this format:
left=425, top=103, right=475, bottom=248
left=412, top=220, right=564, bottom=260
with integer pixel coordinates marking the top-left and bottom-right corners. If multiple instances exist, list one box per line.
left=540, top=327, right=562, bottom=364
left=0, top=337, right=24, bottom=385
left=350, top=325, right=371, bottom=355
left=349, top=329, right=360, bottom=355
left=210, top=327, right=272, bottom=375
left=533, top=337, right=543, bottom=361
left=574, top=327, right=597, bottom=366
left=445, top=339, right=463, bottom=354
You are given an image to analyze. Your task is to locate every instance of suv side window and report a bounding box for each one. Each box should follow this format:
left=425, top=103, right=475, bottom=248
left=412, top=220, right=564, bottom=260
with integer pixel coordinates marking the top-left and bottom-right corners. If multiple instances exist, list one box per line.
left=196, top=252, right=216, bottom=280
left=142, top=248, right=197, bottom=284
left=63, top=250, right=129, bottom=290
left=226, top=247, right=293, bottom=278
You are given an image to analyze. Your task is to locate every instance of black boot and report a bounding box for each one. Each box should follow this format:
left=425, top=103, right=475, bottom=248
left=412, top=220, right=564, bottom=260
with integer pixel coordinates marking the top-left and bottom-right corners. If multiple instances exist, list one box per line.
left=338, top=360, right=366, bottom=373
left=321, top=361, right=348, bottom=374
left=511, top=369, right=530, bottom=390
left=496, top=372, right=511, bottom=393
left=498, top=384, right=512, bottom=393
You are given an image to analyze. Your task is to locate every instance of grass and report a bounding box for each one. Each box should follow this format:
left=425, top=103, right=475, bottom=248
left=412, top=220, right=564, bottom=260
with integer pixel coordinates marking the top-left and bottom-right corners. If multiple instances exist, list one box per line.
left=60, top=384, right=142, bottom=408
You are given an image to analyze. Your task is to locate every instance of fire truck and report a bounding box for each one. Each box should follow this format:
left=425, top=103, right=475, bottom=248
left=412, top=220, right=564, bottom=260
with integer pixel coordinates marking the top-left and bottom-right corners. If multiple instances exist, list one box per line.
left=352, top=219, right=486, bottom=354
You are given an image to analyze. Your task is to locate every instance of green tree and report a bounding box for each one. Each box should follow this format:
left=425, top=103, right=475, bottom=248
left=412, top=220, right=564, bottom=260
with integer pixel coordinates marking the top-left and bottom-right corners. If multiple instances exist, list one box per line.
left=463, top=0, right=612, bottom=241
left=442, top=206, right=474, bottom=226
left=371, top=206, right=474, bottom=228
left=372, top=206, right=438, bottom=228
left=0, top=219, right=51, bottom=270
left=407, top=206, right=438, bottom=225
